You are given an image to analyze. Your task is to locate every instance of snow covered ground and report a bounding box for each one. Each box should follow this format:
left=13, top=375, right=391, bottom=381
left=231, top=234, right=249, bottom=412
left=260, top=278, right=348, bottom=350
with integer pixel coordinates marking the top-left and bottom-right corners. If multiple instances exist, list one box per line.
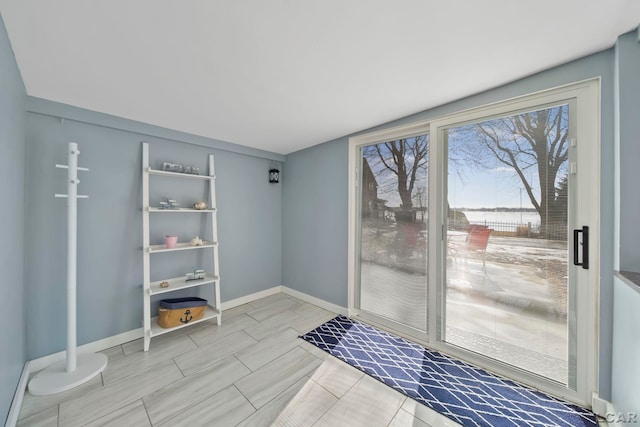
left=359, top=226, right=569, bottom=384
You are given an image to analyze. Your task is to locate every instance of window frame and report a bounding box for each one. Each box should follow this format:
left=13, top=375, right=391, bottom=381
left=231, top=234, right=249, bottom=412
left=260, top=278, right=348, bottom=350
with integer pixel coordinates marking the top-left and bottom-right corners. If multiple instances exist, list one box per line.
left=348, top=78, right=600, bottom=406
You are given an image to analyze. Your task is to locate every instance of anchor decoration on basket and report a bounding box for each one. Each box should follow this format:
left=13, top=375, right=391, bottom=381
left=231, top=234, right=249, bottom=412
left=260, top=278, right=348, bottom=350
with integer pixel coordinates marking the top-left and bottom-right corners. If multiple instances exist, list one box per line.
left=157, top=297, right=207, bottom=329
left=180, top=309, right=193, bottom=324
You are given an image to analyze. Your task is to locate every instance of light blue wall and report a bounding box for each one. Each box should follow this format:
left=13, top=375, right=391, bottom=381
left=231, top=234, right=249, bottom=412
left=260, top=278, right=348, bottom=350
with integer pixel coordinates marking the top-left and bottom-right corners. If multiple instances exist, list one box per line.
left=611, top=276, right=640, bottom=422
left=616, top=30, right=640, bottom=272
left=282, top=138, right=349, bottom=307
left=612, top=28, right=640, bottom=421
left=24, top=105, right=283, bottom=360
left=282, top=49, right=616, bottom=398
left=0, top=14, right=26, bottom=424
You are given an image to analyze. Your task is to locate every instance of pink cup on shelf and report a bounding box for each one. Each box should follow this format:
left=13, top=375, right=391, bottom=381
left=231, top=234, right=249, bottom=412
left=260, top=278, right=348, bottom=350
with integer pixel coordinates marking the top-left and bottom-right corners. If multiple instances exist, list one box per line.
left=164, top=235, right=178, bottom=249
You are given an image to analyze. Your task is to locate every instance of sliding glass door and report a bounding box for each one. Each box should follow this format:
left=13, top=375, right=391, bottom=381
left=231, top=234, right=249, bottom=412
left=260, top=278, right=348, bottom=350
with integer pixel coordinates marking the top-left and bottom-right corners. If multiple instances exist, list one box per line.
left=443, top=103, right=575, bottom=386
left=349, top=80, right=599, bottom=405
left=355, top=132, right=430, bottom=336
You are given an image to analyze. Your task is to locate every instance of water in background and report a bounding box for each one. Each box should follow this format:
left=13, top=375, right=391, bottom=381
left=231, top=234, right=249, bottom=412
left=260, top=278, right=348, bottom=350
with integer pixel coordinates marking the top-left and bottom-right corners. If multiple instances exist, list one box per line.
left=462, top=210, right=540, bottom=226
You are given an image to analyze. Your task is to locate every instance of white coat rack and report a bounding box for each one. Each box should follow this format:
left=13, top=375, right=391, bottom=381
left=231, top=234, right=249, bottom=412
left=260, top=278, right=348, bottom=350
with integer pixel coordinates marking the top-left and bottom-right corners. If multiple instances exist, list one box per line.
left=28, top=142, right=108, bottom=396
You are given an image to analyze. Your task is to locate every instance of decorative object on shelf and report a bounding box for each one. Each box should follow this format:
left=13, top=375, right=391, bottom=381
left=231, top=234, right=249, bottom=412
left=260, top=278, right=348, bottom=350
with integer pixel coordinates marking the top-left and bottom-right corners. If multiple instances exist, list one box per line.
left=193, top=201, right=207, bottom=210
left=162, top=162, right=183, bottom=173
left=160, top=281, right=170, bottom=288
left=161, top=162, right=201, bottom=175
left=190, top=235, right=203, bottom=246
left=164, top=234, right=178, bottom=248
left=269, top=161, right=280, bottom=184
left=158, top=197, right=179, bottom=210
left=185, top=268, right=206, bottom=281
left=157, top=297, right=207, bottom=328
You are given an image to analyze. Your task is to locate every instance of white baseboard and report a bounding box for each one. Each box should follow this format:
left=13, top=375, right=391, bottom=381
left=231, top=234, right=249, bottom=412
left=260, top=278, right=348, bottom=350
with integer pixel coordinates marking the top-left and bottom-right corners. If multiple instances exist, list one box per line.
left=8, top=328, right=143, bottom=425
left=605, top=402, right=616, bottom=426
left=281, top=286, right=348, bottom=315
left=9, top=286, right=340, bottom=425
left=28, top=286, right=284, bottom=373
left=29, top=328, right=143, bottom=373
left=5, top=361, right=31, bottom=427
left=592, top=392, right=610, bottom=417
left=221, top=286, right=282, bottom=310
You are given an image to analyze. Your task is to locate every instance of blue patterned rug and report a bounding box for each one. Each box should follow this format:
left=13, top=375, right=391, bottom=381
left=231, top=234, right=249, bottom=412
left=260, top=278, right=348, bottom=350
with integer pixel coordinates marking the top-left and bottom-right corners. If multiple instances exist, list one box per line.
left=300, top=315, right=597, bottom=427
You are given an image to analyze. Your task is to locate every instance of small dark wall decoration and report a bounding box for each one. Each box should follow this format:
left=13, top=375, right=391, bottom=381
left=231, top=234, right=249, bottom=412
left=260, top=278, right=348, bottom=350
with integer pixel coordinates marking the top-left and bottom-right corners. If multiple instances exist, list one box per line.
left=269, top=166, right=280, bottom=183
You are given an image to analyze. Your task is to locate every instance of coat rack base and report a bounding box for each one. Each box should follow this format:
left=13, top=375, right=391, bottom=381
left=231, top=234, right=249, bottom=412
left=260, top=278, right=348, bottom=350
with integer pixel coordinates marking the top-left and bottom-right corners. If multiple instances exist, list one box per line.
left=27, top=352, right=108, bottom=396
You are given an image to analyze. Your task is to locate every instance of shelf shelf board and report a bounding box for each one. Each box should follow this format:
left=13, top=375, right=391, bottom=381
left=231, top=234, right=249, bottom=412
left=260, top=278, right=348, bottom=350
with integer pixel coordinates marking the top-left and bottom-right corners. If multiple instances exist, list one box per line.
left=150, top=305, right=220, bottom=338
left=147, top=241, right=217, bottom=253
left=148, top=273, right=219, bottom=296
left=147, top=168, right=215, bottom=180
left=147, top=207, right=216, bottom=213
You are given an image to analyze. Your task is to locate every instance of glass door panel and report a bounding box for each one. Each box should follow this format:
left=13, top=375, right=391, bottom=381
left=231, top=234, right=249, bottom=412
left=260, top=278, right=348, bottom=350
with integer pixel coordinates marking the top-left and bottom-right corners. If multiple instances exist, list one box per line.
left=443, top=104, right=576, bottom=386
left=357, top=134, right=429, bottom=332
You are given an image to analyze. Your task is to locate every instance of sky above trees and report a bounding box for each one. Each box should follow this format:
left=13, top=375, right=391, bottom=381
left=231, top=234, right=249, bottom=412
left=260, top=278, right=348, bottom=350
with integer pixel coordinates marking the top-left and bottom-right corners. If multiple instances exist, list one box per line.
left=364, top=104, right=569, bottom=220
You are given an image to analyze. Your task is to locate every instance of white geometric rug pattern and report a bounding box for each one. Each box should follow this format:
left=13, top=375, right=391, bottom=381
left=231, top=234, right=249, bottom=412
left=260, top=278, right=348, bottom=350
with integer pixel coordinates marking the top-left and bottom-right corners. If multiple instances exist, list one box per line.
left=301, top=316, right=597, bottom=427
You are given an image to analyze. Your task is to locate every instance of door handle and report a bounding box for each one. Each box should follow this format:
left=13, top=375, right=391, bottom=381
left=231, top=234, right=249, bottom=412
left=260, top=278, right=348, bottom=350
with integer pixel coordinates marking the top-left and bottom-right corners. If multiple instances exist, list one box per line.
left=573, top=226, right=589, bottom=269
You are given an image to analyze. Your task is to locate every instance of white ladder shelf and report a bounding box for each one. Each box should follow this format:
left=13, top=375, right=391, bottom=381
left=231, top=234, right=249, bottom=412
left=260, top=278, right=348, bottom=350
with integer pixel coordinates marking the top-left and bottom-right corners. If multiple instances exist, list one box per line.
left=141, top=142, right=221, bottom=351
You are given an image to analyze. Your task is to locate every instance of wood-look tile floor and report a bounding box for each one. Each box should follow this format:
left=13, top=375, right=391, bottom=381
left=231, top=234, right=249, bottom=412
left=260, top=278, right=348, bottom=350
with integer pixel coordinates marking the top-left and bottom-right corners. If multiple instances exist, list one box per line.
left=17, top=293, right=458, bottom=427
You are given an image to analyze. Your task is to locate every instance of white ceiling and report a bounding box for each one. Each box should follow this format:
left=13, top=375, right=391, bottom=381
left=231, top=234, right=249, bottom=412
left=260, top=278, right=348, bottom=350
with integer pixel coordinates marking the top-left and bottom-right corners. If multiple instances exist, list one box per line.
left=1, top=1, right=639, bottom=155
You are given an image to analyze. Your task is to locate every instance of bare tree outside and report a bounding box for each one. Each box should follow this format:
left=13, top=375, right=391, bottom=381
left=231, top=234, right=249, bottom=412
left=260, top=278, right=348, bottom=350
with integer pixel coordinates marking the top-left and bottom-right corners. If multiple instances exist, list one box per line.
left=413, top=187, right=427, bottom=223
left=365, top=134, right=429, bottom=221
left=450, top=105, right=569, bottom=237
